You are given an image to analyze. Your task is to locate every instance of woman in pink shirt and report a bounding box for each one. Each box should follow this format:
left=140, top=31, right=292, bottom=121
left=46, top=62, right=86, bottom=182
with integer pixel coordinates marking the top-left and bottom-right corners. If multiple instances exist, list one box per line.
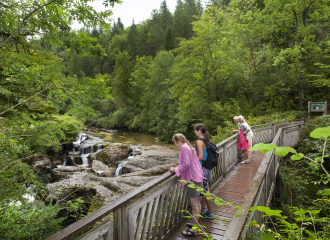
left=170, top=133, right=204, bottom=237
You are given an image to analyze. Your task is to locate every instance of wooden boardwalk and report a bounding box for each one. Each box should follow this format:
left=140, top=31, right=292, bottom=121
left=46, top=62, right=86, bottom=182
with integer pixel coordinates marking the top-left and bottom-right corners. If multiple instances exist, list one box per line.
left=169, top=150, right=266, bottom=240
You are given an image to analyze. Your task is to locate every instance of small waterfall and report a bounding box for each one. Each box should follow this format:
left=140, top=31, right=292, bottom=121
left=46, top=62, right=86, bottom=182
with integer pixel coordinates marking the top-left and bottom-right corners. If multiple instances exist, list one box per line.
left=98, top=144, right=102, bottom=150
left=81, top=154, right=89, bottom=166
left=73, top=134, right=88, bottom=146
left=57, top=157, right=67, bottom=168
left=128, top=151, right=135, bottom=159
left=114, top=147, right=137, bottom=176
left=114, top=160, right=128, bottom=176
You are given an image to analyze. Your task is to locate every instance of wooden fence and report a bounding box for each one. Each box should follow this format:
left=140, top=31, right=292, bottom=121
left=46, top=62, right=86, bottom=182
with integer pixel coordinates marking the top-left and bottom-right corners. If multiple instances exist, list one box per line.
left=45, top=119, right=304, bottom=240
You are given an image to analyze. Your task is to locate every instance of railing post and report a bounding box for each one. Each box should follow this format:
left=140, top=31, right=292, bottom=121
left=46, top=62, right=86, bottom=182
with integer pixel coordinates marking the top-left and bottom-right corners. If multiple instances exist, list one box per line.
left=279, top=129, right=284, bottom=162
left=114, top=206, right=126, bottom=240
left=222, top=143, right=227, bottom=178
left=272, top=124, right=275, bottom=140
left=105, top=222, right=113, bottom=240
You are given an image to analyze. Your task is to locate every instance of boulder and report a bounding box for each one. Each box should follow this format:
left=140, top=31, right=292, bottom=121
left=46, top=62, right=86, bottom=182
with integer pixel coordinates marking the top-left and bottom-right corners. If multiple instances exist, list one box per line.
left=101, top=168, right=116, bottom=177
left=121, top=164, right=144, bottom=174
left=53, top=160, right=62, bottom=165
left=88, top=143, right=132, bottom=167
left=126, top=145, right=179, bottom=170
left=51, top=166, right=84, bottom=181
left=30, top=158, right=57, bottom=172
left=134, top=149, right=142, bottom=155
left=22, top=154, right=48, bottom=166
left=92, top=160, right=108, bottom=171
left=46, top=173, right=122, bottom=206
left=120, top=163, right=178, bottom=177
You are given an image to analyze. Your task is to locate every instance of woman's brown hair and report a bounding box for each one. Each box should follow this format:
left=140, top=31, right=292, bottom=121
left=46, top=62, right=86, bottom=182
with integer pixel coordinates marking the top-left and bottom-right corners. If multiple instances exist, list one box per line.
left=194, top=123, right=210, bottom=144
left=172, top=133, right=195, bottom=155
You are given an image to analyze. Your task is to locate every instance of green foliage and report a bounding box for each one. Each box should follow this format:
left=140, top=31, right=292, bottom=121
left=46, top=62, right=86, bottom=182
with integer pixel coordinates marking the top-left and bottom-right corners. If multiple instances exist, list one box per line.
left=0, top=1, right=118, bottom=238
left=298, top=115, right=330, bottom=154
left=248, top=206, right=330, bottom=239
left=66, top=197, right=87, bottom=221
left=0, top=202, right=63, bottom=240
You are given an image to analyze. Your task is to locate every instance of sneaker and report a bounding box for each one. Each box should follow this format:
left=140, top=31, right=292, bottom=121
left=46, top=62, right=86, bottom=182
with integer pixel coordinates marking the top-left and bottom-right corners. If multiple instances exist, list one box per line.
left=202, top=211, right=214, bottom=219
left=200, top=208, right=207, bottom=216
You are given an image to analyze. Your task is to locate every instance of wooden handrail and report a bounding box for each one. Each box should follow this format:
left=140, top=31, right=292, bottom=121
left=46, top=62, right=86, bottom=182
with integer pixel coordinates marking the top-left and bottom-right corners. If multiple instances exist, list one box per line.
left=251, top=118, right=304, bottom=128
left=45, top=172, right=174, bottom=240
left=216, top=133, right=238, bottom=148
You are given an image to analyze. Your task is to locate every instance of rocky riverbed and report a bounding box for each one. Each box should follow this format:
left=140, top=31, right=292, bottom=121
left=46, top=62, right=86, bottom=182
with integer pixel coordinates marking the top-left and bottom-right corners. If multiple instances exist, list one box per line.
left=26, top=130, right=180, bottom=213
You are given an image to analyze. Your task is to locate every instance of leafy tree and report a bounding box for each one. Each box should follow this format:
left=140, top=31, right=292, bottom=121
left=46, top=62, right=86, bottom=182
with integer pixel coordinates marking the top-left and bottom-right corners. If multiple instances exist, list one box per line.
left=247, top=0, right=330, bottom=109
left=170, top=6, right=244, bottom=131
left=113, top=51, right=133, bottom=103
left=0, top=0, right=118, bottom=237
left=127, top=20, right=139, bottom=58
left=111, top=17, right=125, bottom=36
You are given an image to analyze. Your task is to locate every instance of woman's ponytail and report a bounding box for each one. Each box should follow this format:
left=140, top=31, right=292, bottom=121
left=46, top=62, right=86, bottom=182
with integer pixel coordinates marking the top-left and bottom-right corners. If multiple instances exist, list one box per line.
left=204, top=131, right=210, bottom=144
left=194, top=123, right=210, bottom=144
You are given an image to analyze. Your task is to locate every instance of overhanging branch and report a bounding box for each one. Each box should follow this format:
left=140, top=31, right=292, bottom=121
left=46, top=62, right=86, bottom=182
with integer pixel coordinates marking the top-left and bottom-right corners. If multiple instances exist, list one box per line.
left=0, top=0, right=57, bottom=48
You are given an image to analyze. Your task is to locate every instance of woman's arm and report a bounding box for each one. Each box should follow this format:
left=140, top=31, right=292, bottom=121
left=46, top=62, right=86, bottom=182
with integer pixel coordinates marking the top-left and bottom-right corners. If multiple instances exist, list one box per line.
left=174, top=146, right=191, bottom=177
left=196, top=140, right=204, bottom=161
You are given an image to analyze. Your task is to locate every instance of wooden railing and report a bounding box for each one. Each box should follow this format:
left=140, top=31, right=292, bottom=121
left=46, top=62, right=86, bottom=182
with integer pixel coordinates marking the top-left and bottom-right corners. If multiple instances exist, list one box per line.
left=223, top=121, right=305, bottom=240
left=45, top=119, right=304, bottom=240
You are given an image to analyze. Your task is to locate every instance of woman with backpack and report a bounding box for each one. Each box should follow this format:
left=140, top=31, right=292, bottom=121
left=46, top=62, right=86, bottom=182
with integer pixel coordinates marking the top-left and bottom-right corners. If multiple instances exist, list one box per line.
left=169, top=133, right=204, bottom=237
left=232, top=115, right=253, bottom=163
left=194, top=123, right=214, bottom=220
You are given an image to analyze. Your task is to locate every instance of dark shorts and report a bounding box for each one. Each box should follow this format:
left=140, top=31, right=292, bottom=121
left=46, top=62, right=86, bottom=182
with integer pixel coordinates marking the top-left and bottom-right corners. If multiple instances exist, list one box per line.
left=186, top=181, right=203, bottom=198
left=203, top=167, right=212, bottom=182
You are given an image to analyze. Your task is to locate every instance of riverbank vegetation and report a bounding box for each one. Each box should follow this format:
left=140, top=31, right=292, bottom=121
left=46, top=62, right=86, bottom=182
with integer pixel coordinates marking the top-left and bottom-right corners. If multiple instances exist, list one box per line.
left=1, top=0, right=330, bottom=238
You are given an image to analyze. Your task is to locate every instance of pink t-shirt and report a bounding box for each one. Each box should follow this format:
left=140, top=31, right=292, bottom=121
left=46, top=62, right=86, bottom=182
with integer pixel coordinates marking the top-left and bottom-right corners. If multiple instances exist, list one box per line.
left=174, top=143, right=204, bottom=185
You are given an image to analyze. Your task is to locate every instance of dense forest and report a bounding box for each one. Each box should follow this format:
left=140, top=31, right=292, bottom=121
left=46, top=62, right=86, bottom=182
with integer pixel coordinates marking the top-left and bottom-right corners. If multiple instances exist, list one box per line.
left=53, top=0, right=330, bottom=141
left=1, top=0, right=330, bottom=239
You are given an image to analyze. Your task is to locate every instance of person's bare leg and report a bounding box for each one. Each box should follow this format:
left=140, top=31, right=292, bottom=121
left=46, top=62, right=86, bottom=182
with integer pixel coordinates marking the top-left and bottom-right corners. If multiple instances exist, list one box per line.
left=244, top=150, right=249, bottom=160
left=184, top=196, right=201, bottom=234
left=202, top=196, right=206, bottom=209
left=205, top=185, right=213, bottom=213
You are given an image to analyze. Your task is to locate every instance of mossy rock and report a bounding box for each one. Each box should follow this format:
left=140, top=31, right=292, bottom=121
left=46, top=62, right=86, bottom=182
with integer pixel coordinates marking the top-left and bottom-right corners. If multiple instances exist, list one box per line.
left=53, top=160, right=62, bottom=165
left=22, top=154, right=48, bottom=166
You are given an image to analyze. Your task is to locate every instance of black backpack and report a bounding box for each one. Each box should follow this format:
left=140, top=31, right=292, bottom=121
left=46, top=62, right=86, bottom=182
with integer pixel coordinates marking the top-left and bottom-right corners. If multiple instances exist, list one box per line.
left=201, top=140, right=220, bottom=170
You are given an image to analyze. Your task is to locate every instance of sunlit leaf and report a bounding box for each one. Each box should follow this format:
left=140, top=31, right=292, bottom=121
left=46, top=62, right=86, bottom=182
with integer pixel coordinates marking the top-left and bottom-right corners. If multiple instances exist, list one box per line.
left=291, top=153, right=304, bottom=160
left=310, top=126, right=330, bottom=139
left=310, top=210, right=320, bottom=215
left=294, top=210, right=307, bottom=215
left=274, top=147, right=296, bottom=157
left=251, top=143, right=276, bottom=152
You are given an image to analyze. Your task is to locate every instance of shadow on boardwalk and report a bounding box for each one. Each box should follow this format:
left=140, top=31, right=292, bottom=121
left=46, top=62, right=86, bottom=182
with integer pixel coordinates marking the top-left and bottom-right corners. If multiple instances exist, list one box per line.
left=169, top=150, right=266, bottom=240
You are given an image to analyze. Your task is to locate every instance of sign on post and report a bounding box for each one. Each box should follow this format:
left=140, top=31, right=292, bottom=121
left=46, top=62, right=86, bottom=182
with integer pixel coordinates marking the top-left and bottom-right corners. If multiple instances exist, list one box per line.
left=308, top=101, right=327, bottom=115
